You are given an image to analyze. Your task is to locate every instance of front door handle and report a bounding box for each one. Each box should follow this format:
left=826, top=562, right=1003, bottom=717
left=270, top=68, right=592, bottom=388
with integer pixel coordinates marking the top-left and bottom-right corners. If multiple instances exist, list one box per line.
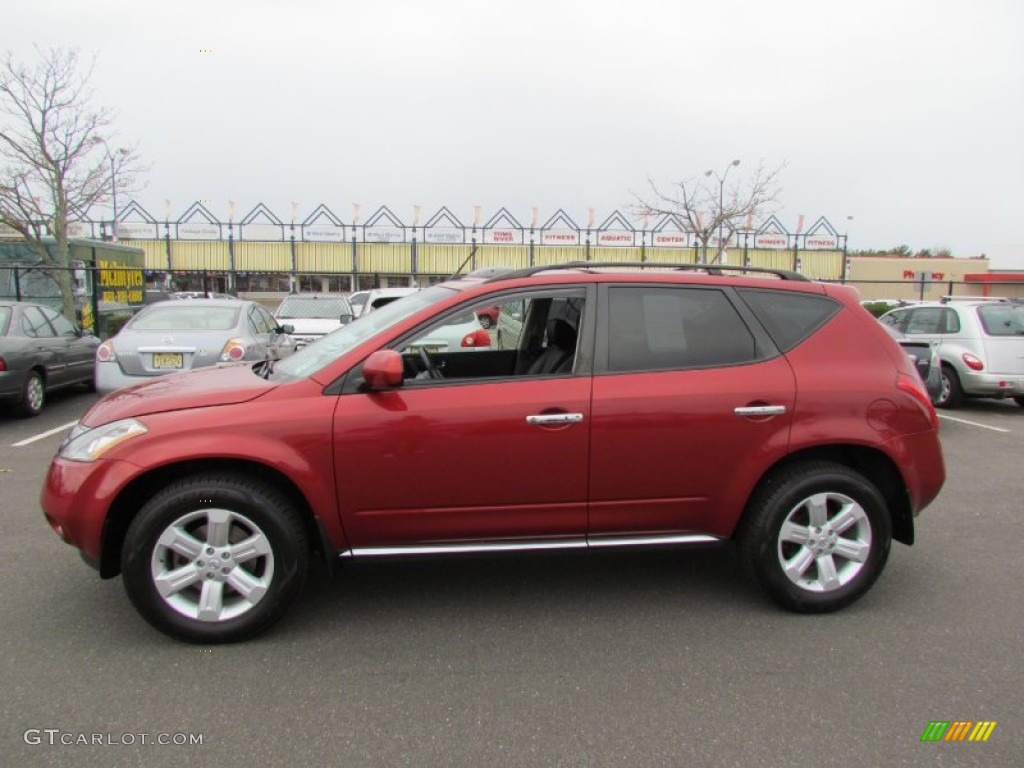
left=734, top=405, right=787, bottom=417
left=526, top=413, right=585, bottom=425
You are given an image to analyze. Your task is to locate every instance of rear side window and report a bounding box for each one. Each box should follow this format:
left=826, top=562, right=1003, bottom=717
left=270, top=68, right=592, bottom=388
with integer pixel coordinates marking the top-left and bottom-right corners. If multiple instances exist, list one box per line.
left=977, top=304, right=1024, bottom=336
left=607, top=286, right=756, bottom=372
left=737, top=289, right=840, bottom=352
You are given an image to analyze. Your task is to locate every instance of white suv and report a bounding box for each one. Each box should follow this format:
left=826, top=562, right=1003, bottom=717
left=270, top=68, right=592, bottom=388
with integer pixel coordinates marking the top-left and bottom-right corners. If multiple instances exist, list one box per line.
left=880, top=298, right=1024, bottom=408
left=273, top=294, right=354, bottom=347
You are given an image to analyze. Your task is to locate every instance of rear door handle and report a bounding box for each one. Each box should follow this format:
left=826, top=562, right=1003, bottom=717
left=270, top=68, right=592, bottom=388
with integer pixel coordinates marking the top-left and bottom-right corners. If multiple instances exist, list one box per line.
left=526, top=413, right=585, bottom=425
left=734, top=405, right=787, bottom=417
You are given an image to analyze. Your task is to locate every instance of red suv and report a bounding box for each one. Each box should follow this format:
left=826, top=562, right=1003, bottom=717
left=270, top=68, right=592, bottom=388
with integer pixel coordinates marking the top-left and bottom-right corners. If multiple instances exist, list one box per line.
left=41, top=263, right=945, bottom=642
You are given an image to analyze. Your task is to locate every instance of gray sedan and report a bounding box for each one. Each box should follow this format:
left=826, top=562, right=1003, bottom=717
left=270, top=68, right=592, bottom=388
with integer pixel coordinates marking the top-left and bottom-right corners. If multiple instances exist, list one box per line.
left=95, top=299, right=294, bottom=395
left=0, top=300, right=99, bottom=417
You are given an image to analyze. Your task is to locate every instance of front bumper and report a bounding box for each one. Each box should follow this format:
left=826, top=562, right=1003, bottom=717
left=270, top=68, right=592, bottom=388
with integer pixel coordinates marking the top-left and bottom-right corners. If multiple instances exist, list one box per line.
left=41, top=456, right=139, bottom=572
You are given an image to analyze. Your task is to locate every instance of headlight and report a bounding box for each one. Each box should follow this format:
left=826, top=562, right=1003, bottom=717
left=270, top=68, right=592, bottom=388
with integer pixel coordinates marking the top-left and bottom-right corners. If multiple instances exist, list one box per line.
left=59, top=418, right=148, bottom=462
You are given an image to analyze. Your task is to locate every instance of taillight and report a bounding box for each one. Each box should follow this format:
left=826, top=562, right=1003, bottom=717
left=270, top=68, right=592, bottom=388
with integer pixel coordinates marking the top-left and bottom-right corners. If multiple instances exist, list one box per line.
left=461, top=329, right=491, bottom=348
left=898, top=373, right=939, bottom=430
left=962, top=352, right=984, bottom=371
left=96, top=341, right=116, bottom=362
left=220, top=339, right=246, bottom=361
left=0, top=356, right=6, bottom=371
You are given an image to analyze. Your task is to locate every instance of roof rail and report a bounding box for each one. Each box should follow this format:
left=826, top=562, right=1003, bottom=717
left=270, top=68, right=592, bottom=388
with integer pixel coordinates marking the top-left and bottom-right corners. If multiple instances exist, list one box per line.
left=938, top=295, right=1012, bottom=303
left=484, top=261, right=810, bottom=283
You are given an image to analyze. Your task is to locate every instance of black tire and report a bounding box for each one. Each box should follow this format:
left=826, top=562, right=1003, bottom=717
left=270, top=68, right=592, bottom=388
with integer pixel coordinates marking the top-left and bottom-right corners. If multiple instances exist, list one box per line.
left=121, top=474, right=309, bottom=643
left=737, top=461, right=892, bottom=613
left=18, top=370, right=45, bottom=417
left=936, top=364, right=963, bottom=409
left=1014, top=396, right=1024, bottom=408
left=478, top=315, right=493, bottom=329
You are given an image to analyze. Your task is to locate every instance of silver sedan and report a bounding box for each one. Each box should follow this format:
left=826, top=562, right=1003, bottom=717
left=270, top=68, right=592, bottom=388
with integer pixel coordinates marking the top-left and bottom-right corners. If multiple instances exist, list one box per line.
left=95, top=299, right=294, bottom=395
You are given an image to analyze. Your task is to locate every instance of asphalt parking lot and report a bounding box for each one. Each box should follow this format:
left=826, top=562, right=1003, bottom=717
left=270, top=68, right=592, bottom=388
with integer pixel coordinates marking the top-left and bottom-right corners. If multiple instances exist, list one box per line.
left=1, top=391, right=1021, bottom=767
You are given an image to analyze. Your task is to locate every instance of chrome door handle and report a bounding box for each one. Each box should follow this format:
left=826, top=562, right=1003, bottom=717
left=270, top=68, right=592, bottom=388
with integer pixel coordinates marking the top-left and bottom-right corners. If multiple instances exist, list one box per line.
left=526, top=413, right=585, bottom=425
left=734, top=405, right=787, bottom=417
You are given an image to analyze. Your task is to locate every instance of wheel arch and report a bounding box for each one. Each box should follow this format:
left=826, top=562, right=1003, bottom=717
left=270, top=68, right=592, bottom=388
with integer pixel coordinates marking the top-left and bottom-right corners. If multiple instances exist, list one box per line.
left=99, top=459, right=331, bottom=578
left=740, top=445, right=914, bottom=545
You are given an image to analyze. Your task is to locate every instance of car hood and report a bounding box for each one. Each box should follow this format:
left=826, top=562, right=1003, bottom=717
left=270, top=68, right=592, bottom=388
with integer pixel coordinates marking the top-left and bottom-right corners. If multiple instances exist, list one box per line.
left=82, top=363, right=275, bottom=426
left=280, top=318, right=341, bottom=334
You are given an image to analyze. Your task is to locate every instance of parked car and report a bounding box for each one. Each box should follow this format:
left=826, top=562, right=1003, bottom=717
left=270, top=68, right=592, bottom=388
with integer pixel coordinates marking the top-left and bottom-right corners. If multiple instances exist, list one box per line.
left=400, top=310, right=490, bottom=357
left=474, top=305, right=500, bottom=328
left=879, top=298, right=1024, bottom=408
left=883, top=325, right=942, bottom=404
left=0, top=300, right=99, bottom=416
left=170, top=291, right=235, bottom=300
left=42, top=262, right=944, bottom=642
left=355, top=287, right=420, bottom=317
left=273, top=294, right=355, bottom=348
left=94, top=299, right=295, bottom=395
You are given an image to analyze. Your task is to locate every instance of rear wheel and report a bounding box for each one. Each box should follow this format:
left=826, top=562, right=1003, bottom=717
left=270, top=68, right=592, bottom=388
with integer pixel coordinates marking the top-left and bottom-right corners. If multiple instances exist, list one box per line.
left=936, top=364, right=963, bottom=409
left=18, top=371, right=45, bottom=417
left=478, top=315, right=493, bottom=329
left=122, top=474, right=308, bottom=643
left=737, top=462, right=891, bottom=613
left=1014, top=396, right=1024, bottom=408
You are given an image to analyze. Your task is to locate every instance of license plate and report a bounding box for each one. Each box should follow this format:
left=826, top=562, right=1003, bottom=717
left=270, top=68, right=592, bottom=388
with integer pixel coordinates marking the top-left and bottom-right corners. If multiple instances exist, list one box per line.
left=152, top=353, right=183, bottom=369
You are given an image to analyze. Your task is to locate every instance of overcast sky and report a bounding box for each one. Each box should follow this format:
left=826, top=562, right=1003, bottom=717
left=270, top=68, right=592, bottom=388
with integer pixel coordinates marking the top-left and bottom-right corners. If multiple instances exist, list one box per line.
left=5, top=0, right=1024, bottom=266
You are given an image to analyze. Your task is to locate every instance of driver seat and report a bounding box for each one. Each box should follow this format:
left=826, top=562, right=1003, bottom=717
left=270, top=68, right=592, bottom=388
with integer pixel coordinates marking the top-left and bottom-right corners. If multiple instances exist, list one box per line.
left=527, top=319, right=577, bottom=375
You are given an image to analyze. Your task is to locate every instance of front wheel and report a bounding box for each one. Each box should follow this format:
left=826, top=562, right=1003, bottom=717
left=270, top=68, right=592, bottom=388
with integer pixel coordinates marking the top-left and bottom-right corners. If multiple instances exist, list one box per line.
left=1014, top=396, right=1024, bottom=408
left=19, top=371, right=45, bottom=417
left=737, top=462, right=892, bottom=613
left=122, top=474, right=309, bottom=643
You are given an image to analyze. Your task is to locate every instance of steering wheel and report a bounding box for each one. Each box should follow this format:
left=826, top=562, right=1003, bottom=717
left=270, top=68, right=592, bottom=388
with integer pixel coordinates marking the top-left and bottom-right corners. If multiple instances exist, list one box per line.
left=418, top=347, right=444, bottom=380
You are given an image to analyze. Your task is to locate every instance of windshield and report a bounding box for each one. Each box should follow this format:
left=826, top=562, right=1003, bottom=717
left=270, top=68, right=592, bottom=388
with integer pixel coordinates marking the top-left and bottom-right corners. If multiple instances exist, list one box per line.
left=128, top=304, right=241, bottom=331
left=276, top=297, right=351, bottom=319
left=272, top=285, right=455, bottom=379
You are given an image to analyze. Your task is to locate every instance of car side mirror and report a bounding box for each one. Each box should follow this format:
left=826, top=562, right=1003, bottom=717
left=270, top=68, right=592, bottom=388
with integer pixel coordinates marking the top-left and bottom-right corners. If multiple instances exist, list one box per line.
left=340, top=313, right=354, bottom=325
left=278, top=324, right=294, bottom=335
left=362, top=350, right=404, bottom=390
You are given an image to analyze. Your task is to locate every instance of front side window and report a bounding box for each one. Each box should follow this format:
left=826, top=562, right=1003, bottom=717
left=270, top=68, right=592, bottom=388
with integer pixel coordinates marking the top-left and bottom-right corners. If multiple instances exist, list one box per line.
left=397, top=290, right=586, bottom=382
left=249, top=306, right=275, bottom=335
left=606, top=286, right=756, bottom=372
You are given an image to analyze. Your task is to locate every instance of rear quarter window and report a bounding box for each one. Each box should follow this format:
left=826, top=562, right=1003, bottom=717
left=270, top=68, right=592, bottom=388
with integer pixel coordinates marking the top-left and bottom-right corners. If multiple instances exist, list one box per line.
left=977, top=304, right=1024, bottom=337
left=737, top=289, right=841, bottom=352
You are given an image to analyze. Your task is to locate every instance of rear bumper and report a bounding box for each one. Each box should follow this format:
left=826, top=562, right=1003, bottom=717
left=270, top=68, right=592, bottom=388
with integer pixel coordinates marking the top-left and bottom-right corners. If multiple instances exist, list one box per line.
left=95, top=362, right=171, bottom=395
left=890, top=430, right=946, bottom=517
left=960, top=370, right=1024, bottom=397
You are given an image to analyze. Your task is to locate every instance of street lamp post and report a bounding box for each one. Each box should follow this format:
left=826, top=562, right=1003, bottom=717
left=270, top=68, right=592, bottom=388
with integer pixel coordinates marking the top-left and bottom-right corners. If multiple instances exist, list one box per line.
left=705, top=159, right=741, bottom=262
left=95, top=138, right=127, bottom=242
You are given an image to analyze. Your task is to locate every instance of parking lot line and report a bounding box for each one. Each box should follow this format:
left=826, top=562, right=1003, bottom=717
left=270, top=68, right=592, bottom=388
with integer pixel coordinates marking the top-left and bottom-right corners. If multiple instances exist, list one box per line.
left=11, top=421, right=79, bottom=448
left=937, top=414, right=1010, bottom=434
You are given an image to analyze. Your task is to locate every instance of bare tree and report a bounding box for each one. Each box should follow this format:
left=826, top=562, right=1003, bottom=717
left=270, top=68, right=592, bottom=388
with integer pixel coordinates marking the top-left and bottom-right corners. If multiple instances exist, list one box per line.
left=0, top=47, right=142, bottom=319
left=634, top=161, right=785, bottom=263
